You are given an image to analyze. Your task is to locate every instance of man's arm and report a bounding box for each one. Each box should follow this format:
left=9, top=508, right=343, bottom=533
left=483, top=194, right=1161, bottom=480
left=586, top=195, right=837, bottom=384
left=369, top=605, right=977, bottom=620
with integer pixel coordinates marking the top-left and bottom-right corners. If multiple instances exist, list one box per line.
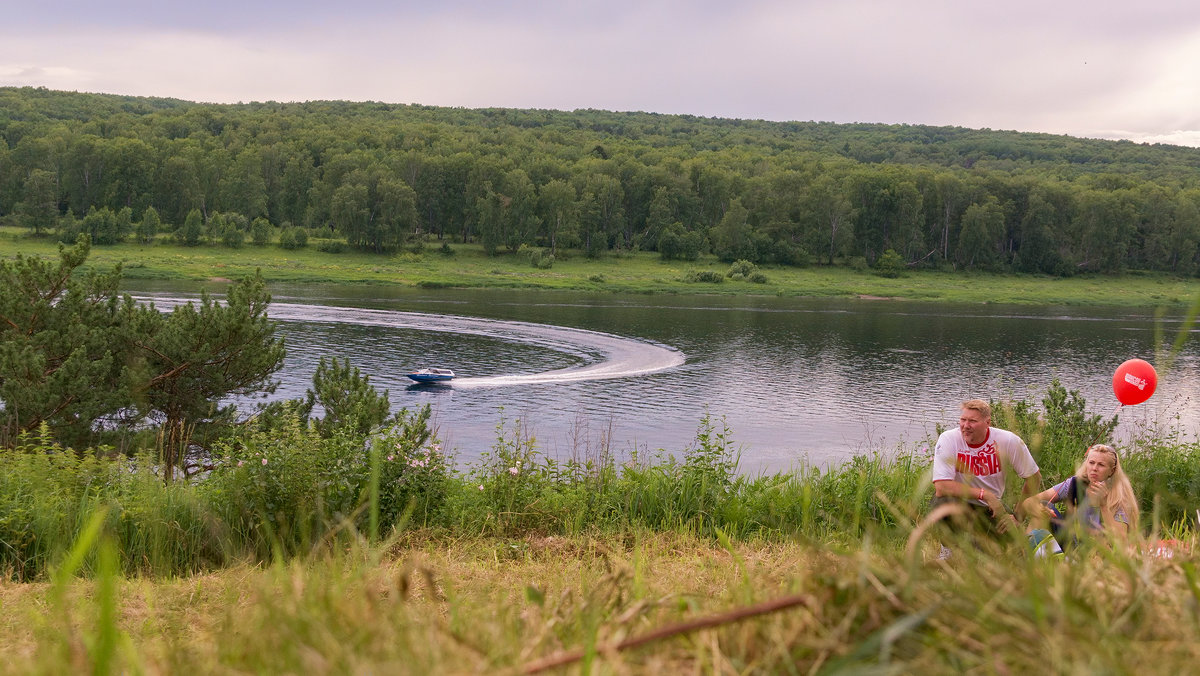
left=1021, top=471, right=1042, bottom=500
left=934, top=479, right=1010, bottom=522
left=1014, top=471, right=1044, bottom=519
left=933, top=479, right=976, bottom=499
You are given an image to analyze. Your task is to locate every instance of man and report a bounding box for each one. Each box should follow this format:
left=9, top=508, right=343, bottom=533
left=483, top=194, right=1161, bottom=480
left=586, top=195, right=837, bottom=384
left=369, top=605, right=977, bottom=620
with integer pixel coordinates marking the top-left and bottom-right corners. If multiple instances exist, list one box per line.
left=932, top=399, right=1042, bottom=534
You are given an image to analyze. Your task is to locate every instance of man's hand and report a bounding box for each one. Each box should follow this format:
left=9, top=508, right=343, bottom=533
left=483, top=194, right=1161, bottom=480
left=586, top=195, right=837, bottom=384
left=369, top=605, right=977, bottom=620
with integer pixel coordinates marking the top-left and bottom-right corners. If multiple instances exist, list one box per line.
left=1021, top=497, right=1055, bottom=520
left=994, top=513, right=1019, bottom=534
left=983, top=492, right=1018, bottom=533
left=983, top=492, right=1006, bottom=518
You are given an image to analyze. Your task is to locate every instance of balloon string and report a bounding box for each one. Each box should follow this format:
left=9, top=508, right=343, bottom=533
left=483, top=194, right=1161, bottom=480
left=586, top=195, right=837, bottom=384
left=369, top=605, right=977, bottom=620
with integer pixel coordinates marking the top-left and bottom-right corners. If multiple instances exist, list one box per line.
left=1089, top=403, right=1123, bottom=449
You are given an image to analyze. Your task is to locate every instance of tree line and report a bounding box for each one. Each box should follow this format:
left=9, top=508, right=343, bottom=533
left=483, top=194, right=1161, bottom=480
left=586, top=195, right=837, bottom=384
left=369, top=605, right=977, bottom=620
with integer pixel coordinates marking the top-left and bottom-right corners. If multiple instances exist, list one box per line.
left=4, top=87, right=1200, bottom=274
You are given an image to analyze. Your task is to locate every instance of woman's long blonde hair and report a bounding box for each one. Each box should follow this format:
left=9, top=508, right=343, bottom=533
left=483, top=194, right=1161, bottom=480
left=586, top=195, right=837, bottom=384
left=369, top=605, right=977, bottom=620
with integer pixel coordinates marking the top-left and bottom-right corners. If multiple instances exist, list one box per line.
left=1075, top=444, right=1139, bottom=532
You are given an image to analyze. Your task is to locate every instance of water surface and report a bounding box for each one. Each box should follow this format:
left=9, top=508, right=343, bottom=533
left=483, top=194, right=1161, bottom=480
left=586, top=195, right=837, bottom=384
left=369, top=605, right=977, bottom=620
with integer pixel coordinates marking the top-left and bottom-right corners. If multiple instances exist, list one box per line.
left=130, top=283, right=1200, bottom=474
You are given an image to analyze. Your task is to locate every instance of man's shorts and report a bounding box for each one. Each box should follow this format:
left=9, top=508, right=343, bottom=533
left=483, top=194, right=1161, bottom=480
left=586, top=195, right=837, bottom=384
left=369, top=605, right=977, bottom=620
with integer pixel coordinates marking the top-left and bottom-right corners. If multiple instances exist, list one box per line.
left=929, top=495, right=1013, bottom=538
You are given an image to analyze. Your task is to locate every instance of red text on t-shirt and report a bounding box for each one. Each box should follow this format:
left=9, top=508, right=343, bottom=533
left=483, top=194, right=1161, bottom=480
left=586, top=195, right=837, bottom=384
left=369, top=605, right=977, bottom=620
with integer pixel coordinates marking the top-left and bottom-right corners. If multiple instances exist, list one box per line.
left=956, top=441, right=1000, bottom=477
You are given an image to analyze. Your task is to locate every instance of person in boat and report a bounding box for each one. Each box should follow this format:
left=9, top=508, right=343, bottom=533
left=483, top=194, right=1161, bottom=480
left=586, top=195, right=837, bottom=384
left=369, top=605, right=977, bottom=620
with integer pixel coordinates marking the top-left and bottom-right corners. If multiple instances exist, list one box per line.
left=1021, top=443, right=1139, bottom=555
left=930, top=398, right=1043, bottom=537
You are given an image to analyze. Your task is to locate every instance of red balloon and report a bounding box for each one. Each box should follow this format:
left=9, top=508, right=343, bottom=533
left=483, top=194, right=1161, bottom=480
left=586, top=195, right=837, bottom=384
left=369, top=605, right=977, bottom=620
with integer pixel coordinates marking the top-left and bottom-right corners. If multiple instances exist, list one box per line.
left=1112, top=358, right=1157, bottom=406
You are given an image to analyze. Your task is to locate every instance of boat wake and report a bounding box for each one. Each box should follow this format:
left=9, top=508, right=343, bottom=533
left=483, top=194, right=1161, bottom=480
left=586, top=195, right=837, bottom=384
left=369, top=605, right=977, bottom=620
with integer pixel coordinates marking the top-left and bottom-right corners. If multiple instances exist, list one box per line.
left=133, top=296, right=685, bottom=387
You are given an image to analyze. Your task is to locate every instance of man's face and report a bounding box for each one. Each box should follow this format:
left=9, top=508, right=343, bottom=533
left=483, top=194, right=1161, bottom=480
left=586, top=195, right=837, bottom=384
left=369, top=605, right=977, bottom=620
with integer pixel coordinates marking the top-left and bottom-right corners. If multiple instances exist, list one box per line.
left=959, top=408, right=989, bottom=445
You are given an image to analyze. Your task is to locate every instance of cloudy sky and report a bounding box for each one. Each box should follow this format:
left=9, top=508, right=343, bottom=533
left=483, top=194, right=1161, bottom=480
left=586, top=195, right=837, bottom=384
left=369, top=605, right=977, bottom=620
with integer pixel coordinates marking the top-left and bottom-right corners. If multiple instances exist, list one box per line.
left=4, top=1, right=1200, bottom=146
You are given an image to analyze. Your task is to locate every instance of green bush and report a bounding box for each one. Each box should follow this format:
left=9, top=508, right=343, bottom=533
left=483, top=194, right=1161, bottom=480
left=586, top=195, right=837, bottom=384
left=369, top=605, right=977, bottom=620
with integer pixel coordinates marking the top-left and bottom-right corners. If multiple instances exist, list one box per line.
left=726, top=259, right=769, bottom=283
left=451, top=415, right=553, bottom=535
left=221, top=225, right=245, bottom=249
left=250, top=217, right=272, bottom=246
left=990, top=380, right=1118, bottom=482
left=374, top=415, right=449, bottom=529
left=316, top=239, right=347, bottom=254
left=874, top=249, right=904, bottom=277
left=278, top=226, right=308, bottom=250
left=529, top=249, right=555, bottom=269
left=727, top=259, right=758, bottom=278
left=684, top=270, right=724, bottom=284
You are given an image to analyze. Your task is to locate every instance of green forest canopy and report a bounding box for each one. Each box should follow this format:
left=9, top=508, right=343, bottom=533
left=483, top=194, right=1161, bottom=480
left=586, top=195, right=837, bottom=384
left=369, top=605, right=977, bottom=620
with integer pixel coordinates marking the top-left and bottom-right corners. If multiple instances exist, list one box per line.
left=3, top=86, right=1200, bottom=275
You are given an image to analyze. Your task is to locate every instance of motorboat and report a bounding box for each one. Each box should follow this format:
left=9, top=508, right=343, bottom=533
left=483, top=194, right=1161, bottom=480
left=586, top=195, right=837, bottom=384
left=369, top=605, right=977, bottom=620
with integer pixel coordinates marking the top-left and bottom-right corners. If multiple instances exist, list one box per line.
left=406, top=367, right=455, bottom=383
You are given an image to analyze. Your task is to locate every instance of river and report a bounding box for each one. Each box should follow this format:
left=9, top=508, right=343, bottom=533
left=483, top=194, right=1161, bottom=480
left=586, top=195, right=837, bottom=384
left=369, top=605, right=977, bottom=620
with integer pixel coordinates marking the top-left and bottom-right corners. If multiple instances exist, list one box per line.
left=128, top=283, right=1200, bottom=474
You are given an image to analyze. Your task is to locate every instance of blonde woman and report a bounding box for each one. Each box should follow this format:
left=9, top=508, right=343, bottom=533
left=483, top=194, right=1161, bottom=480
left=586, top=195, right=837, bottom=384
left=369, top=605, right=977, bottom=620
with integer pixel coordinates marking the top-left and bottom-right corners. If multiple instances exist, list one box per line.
left=1023, top=444, right=1139, bottom=553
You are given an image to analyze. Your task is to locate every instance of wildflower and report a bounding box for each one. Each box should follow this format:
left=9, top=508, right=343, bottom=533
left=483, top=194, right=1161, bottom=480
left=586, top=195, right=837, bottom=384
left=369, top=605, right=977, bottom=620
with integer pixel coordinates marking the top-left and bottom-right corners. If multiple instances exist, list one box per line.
left=508, top=466, right=519, bottom=476
left=410, top=458, right=426, bottom=468
left=387, top=455, right=395, bottom=462
left=262, top=458, right=268, bottom=465
left=237, top=460, right=244, bottom=467
left=478, top=484, right=485, bottom=491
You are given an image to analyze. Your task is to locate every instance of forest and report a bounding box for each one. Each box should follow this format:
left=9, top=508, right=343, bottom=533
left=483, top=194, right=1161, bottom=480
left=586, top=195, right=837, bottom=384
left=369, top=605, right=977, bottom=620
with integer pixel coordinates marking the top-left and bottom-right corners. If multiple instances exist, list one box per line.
left=4, top=86, right=1200, bottom=275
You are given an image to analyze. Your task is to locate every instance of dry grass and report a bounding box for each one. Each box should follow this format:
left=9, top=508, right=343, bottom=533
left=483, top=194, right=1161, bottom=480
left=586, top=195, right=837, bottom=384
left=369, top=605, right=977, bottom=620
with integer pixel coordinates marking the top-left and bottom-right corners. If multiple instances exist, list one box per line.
left=1, top=530, right=1197, bottom=674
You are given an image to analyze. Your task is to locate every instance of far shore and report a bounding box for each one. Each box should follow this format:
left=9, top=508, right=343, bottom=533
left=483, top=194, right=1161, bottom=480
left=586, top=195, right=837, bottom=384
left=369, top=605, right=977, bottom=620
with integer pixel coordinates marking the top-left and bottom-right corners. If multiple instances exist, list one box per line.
left=3, top=229, right=1199, bottom=309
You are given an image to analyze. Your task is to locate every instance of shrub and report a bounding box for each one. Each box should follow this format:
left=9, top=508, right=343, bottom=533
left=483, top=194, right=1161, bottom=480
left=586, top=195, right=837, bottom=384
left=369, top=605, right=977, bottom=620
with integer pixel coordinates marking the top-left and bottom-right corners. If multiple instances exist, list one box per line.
left=727, top=259, right=758, bottom=279
left=278, top=226, right=308, bottom=250
left=221, top=225, right=245, bottom=249
left=990, top=380, right=1118, bottom=483
left=727, top=259, right=769, bottom=283
left=529, top=249, right=555, bottom=269
left=874, top=249, right=905, bottom=277
left=684, top=270, right=724, bottom=284
left=659, top=223, right=705, bottom=261
left=136, top=207, right=161, bottom=244
left=204, top=417, right=359, bottom=556
left=373, top=410, right=447, bottom=529
left=452, top=415, right=551, bottom=535
left=316, top=239, right=347, bottom=254
left=250, top=217, right=272, bottom=246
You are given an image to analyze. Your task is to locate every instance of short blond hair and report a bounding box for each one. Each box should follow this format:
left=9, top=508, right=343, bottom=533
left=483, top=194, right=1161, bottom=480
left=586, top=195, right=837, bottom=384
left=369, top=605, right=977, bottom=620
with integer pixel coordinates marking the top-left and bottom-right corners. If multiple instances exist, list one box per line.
left=962, top=399, right=991, bottom=420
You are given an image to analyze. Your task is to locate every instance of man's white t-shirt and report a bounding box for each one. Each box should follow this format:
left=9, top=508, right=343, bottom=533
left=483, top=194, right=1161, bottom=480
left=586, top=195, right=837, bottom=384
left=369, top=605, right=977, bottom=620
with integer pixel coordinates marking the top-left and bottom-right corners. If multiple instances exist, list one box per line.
left=932, top=427, right=1039, bottom=505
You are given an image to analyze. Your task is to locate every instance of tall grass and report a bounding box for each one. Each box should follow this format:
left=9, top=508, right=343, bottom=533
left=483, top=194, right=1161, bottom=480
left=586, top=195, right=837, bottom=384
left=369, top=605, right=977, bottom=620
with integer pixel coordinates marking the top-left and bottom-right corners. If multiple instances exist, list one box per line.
left=6, top=527, right=1199, bottom=673
left=1, top=384, right=1197, bottom=583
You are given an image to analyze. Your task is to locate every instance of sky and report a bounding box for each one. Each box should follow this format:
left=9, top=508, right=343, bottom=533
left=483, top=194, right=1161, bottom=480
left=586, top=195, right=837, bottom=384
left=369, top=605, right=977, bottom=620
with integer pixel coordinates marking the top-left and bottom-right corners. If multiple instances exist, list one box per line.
left=4, top=0, right=1200, bottom=146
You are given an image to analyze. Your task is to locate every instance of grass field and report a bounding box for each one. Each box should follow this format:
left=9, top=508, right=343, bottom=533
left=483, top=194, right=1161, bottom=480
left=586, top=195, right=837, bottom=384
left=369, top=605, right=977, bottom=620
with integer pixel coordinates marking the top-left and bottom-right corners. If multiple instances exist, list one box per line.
left=3, top=227, right=1200, bottom=308
left=1, top=528, right=1196, bottom=674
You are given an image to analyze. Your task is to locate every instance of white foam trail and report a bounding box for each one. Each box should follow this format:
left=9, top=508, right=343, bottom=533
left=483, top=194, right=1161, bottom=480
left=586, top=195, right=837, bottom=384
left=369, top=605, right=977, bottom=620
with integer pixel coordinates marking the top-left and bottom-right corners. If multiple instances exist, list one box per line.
left=133, top=296, right=685, bottom=387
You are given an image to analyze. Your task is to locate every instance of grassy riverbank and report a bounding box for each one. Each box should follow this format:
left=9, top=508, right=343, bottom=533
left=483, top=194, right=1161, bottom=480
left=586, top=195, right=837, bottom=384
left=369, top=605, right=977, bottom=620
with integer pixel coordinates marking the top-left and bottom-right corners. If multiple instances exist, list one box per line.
left=1, top=387, right=1198, bottom=672
left=3, top=228, right=1200, bottom=307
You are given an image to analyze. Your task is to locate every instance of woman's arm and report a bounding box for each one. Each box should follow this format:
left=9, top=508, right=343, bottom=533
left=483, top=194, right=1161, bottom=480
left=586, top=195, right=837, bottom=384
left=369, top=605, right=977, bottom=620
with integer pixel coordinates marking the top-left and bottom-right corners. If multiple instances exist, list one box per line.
left=1102, top=504, right=1130, bottom=538
left=1019, top=486, right=1061, bottom=520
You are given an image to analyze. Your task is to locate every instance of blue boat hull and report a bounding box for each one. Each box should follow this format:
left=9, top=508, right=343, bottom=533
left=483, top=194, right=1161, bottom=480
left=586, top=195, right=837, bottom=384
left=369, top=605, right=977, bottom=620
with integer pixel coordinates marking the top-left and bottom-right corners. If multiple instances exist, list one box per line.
left=407, top=373, right=453, bottom=383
